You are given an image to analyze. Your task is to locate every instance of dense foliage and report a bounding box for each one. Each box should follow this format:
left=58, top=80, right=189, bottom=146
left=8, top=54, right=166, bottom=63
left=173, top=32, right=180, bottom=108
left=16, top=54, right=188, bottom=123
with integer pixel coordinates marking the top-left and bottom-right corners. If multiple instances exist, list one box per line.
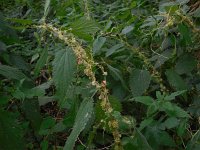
left=0, top=0, right=200, bottom=149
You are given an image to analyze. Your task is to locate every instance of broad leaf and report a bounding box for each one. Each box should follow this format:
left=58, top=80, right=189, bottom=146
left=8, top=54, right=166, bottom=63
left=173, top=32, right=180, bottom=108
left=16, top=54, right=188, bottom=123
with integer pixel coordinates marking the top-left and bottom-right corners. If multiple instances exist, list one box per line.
left=93, top=36, right=106, bottom=55
left=9, top=54, right=30, bottom=71
left=186, top=130, right=200, bottom=150
left=145, top=126, right=176, bottom=149
left=129, top=69, right=151, bottom=97
left=165, top=69, right=187, bottom=90
left=178, top=23, right=192, bottom=44
left=134, top=96, right=154, bottom=106
left=147, top=103, right=158, bottom=117
left=70, top=17, right=100, bottom=41
left=122, top=130, right=153, bottom=150
left=193, top=7, right=200, bottom=17
left=106, top=43, right=124, bottom=57
left=43, top=0, right=51, bottom=20
left=7, top=18, right=33, bottom=25
left=161, top=117, right=180, bottom=129
left=139, top=118, right=154, bottom=131
left=162, top=102, right=190, bottom=118
left=13, top=81, right=52, bottom=99
left=39, top=117, right=56, bottom=135
left=107, top=64, right=127, bottom=89
left=188, top=96, right=200, bottom=117
left=53, top=48, right=76, bottom=99
left=34, top=48, right=48, bottom=76
left=41, top=140, right=49, bottom=150
left=0, top=64, right=28, bottom=80
left=136, top=128, right=153, bottom=150
left=175, top=54, right=197, bottom=74
left=0, top=110, right=25, bottom=150
left=64, top=98, right=94, bottom=150
left=21, top=98, right=42, bottom=132
left=0, top=41, right=6, bottom=52
left=164, top=90, right=187, bottom=101
left=151, top=49, right=172, bottom=68
left=121, top=25, right=134, bottom=34
left=0, top=14, right=18, bottom=43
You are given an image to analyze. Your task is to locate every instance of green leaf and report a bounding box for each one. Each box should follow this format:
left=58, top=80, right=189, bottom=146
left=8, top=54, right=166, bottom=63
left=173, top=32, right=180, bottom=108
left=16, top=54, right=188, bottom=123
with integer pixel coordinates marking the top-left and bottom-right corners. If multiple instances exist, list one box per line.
left=164, top=90, right=187, bottom=101
left=177, top=119, right=187, bottom=136
left=152, top=49, right=172, bottom=68
left=122, top=130, right=153, bottom=150
left=104, top=20, right=112, bottom=31
left=41, top=140, right=49, bottom=150
left=52, top=121, right=66, bottom=133
left=162, top=102, right=190, bottom=118
left=93, top=36, right=106, bottom=55
left=0, top=64, right=28, bottom=80
left=135, top=128, right=153, bottom=150
left=0, top=41, right=6, bottom=52
left=7, top=18, right=33, bottom=25
left=53, top=48, right=76, bottom=99
left=22, top=98, right=42, bottom=132
left=139, top=118, right=154, bottom=131
left=25, top=81, right=52, bottom=98
left=186, top=130, right=200, bottom=150
left=0, top=110, right=25, bottom=150
left=147, top=103, right=158, bottom=117
left=162, top=117, right=180, bottom=129
left=64, top=98, right=94, bottom=150
left=163, top=3, right=179, bottom=14
left=31, top=53, right=39, bottom=63
left=0, top=14, right=18, bottom=43
left=39, top=117, right=56, bottom=135
left=121, top=25, right=134, bottom=35
left=156, top=91, right=164, bottom=100
left=9, top=54, right=30, bottom=71
left=63, top=99, right=77, bottom=128
left=176, top=0, right=189, bottom=4
left=43, top=0, right=51, bottom=19
left=188, top=96, right=200, bottom=117
left=38, top=96, right=55, bottom=106
left=106, top=44, right=124, bottom=57
left=175, top=54, right=197, bottom=74
left=34, top=48, right=48, bottom=76
left=193, top=7, right=200, bottom=17
left=70, top=17, right=100, bottom=41
left=134, top=96, right=154, bottom=106
left=107, top=64, right=128, bottom=89
left=129, top=69, right=151, bottom=97
left=178, top=23, right=192, bottom=44
left=14, top=81, right=52, bottom=100
left=165, top=69, right=187, bottom=90
left=0, top=95, right=10, bottom=105
left=145, top=126, right=176, bottom=149
left=172, top=105, right=190, bottom=118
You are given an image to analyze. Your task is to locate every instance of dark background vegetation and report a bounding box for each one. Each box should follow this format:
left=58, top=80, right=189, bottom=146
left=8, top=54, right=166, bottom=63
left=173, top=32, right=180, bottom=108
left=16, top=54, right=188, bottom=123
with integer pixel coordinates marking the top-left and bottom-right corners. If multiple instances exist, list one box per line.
left=0, top=0, right=200, bottom=149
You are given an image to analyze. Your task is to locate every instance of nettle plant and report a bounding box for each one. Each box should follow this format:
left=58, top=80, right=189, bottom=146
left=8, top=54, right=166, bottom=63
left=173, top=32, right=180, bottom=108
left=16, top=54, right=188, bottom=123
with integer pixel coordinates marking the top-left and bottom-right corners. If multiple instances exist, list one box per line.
left=0, top=0, right=200, bottom=150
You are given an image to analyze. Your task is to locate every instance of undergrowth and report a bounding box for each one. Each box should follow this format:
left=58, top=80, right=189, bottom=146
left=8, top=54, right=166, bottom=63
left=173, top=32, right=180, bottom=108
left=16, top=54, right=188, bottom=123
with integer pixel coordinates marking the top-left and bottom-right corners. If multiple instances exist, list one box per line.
left=0, top=0, right=200, bottom=150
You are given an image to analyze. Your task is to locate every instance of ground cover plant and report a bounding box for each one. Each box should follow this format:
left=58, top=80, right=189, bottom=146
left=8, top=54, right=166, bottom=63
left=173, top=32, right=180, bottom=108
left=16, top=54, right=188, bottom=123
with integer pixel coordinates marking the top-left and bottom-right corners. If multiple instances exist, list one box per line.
left=0, top=0, right=200, bottom=149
